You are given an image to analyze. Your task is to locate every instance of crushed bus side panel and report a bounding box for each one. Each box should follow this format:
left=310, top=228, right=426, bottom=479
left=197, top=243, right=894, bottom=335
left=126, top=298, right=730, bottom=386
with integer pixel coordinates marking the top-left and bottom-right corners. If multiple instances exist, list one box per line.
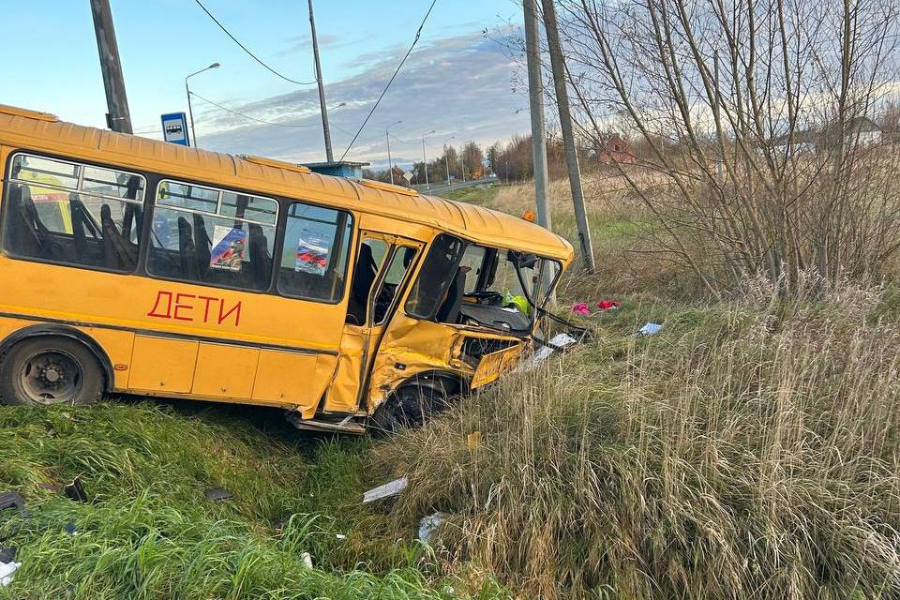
left=365, top=314, right=527, bottom=411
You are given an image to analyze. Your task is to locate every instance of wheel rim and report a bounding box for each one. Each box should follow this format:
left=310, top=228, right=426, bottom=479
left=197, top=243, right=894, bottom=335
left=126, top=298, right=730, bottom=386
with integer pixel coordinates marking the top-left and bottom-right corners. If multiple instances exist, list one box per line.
left=17, top=350, right=84, bottom=405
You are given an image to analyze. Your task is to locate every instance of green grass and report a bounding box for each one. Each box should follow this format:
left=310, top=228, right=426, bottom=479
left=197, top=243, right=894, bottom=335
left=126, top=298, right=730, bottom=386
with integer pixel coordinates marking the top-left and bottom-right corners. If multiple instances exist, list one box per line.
left=440, top=184, right=500, bottom=206
left=0, top=401, right=486, bottom=599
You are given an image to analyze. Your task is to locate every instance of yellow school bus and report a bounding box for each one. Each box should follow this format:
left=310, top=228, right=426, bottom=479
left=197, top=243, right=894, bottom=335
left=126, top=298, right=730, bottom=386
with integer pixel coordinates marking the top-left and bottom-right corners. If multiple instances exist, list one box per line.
left=0, top=104, right=572, bottom=433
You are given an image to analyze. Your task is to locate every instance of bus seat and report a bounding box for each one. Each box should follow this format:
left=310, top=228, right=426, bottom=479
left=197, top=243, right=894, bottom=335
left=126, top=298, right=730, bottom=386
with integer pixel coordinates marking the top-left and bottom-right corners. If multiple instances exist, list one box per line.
left=177, top=217, right=201, bottom=281
left=70, top=194, right=87, bottom=260
left=20, top=189, right=65, bottom=259
left=193, top=213, right=211, bottom=277
left=436, top=267, right=466, bottom=324
left=101, top=204, right=137, bottom=270
left=7, top=186, right=45, bottom=258
left=248, top=223, right=271, bottom=289
left=348, top=243, right=377, bottom=324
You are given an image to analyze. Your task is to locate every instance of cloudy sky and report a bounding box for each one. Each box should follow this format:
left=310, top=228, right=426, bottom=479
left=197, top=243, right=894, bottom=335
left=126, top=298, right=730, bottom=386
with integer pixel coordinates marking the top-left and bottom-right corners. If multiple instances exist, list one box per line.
left=2, top=0, right=532, bottom=168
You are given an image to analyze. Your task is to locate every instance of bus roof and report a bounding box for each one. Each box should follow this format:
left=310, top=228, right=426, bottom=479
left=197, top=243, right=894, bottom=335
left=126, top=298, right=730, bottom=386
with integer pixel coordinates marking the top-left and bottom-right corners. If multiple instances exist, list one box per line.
left=0, top=105, right=575, bottom=264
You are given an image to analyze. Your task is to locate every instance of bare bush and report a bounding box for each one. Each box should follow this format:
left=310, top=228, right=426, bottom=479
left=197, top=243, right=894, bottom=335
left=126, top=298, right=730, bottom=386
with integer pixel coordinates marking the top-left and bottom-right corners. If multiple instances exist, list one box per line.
left=557, top=0, right=900, bottom=297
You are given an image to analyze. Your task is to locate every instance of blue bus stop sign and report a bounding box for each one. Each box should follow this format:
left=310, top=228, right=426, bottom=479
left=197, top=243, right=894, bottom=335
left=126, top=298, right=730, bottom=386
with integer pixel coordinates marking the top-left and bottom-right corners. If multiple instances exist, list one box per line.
left=161, top=112, right=190, bottom=146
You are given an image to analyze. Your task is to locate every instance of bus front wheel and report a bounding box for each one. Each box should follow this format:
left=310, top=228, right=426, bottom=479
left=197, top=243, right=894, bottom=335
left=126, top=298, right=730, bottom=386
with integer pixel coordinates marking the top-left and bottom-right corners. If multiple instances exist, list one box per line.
left=0, top=338, right=104, bottom=406
left=370, top=380, right=450, bottom=434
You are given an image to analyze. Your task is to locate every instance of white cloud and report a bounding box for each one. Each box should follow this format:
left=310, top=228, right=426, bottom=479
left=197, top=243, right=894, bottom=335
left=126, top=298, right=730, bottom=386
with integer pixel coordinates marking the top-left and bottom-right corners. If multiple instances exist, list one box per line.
left=195, top=30, right=531, bottom=167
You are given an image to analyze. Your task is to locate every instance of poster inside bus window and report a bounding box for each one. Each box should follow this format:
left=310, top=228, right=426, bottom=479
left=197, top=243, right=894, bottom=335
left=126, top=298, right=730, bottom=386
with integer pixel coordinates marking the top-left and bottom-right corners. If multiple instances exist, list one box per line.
left=210, top=226, right=247, bottom=271
left=296, top=235, right=329, bottom=276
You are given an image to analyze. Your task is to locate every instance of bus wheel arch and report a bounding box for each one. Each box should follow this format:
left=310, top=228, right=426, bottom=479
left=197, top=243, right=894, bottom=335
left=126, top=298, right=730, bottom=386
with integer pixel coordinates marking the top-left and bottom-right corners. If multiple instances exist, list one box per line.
left=0, top=325, right=112, bottom=405
left=369, top=371, right=466, bottom=434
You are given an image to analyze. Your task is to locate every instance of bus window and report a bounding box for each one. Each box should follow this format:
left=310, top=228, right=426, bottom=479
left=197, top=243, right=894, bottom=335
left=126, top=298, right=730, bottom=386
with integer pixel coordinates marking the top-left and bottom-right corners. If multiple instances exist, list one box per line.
left=373, top=246, right=417, bottom=325
left=148, top=180, right=277, bottom=291
left=347, top=238, right=388, bottom=325
left=277, top=202, right=353, bottom=303
left=405, top=234, right=465, bottom=320
left=2, top=153, right=145, bottom=272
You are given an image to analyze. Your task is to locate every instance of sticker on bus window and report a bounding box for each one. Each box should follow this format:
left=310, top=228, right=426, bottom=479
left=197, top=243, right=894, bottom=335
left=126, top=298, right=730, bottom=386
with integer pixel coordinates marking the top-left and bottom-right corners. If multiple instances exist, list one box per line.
left=210, top=225, right=247, bottom=272
left=295, top=235, right=329, bottom=276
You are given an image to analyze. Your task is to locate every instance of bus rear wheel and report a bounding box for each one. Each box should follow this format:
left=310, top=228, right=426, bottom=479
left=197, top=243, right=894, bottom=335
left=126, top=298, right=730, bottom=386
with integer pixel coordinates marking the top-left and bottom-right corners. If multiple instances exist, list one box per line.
left=0, top=338, right=104, bottom=406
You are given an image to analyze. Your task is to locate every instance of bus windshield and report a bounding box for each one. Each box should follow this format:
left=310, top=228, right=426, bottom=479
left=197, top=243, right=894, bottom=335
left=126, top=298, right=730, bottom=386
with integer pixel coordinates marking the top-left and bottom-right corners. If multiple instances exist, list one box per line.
left=405, top=234, right=557, bottom=334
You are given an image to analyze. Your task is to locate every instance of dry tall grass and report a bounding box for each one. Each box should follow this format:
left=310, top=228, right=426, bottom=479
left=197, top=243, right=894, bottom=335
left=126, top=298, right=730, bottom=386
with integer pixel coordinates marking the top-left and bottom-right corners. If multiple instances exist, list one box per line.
left=374, top=281, right=900, bottom=599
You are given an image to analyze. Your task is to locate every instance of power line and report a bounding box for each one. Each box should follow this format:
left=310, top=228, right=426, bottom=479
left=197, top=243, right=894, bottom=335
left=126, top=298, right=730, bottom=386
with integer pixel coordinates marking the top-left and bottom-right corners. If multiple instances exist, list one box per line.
left=193, top=0, right=316, bottom=86
left=190, top=91, right=320, bottom=128
left=339, top=0, right=439, bottom=161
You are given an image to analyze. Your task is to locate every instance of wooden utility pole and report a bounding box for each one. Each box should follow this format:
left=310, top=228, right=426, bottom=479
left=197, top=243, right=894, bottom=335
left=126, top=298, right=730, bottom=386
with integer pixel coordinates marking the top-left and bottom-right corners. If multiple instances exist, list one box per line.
left=523, top=0, right=551, bottom=232
left=89, top=0, right=133, bottom=134
left=541, top=0, right=595, bottom=272
left=308, top=0, right=334, bottom=163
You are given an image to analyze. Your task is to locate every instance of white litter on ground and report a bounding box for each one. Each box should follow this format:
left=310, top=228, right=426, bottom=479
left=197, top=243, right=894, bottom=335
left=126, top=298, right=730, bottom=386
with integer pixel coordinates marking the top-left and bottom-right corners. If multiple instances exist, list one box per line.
left=362, top=477, right=409, bottom=503
left=0, top=561, right=20, bottom=587
left=516, top=333, right=579, bottom=372
left=418, top=513, right=447, bottom=544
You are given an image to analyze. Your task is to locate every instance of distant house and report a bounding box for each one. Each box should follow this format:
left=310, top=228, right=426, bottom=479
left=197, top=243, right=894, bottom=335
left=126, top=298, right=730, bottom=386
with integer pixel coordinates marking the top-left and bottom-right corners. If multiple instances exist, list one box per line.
left=772, top=116, right=884, bottom=154
left=597, top=134, right=637, bottom=164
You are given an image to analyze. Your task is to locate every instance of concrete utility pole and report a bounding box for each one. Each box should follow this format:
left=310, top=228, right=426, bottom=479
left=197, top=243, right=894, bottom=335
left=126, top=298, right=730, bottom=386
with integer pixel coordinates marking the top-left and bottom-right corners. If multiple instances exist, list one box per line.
left=422, top=129, right=435, bottom=190
left=541, top=0, right=595, bottom=271
left=308, top=0, right=334, bottom=162
left=386, top=120, right=402, bottom=185
left=89, top=0, right=133, bottom=134
left=523, top=0, right=551, bottom=231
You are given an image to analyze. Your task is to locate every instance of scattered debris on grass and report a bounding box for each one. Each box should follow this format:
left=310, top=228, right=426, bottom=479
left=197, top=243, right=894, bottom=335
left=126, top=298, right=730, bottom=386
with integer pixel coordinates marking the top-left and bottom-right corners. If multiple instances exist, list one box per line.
left=0, top=560, right=20, bottom=587
left=466, top=431, right=482, bottom=450
left=637, top=322, right=662, bottom=337
left=417, top=513, right=446, bottom=544
left=362, top=477, right=409, bottom=503
left=63, top=477, right=88, bottom=502
left=0, top=492, right=26, bottom=516
left=204, top=487, right=234, bottom=502
left=517, top=333, right=579, bottom=372
left=300, top=552, right=313, bottom=568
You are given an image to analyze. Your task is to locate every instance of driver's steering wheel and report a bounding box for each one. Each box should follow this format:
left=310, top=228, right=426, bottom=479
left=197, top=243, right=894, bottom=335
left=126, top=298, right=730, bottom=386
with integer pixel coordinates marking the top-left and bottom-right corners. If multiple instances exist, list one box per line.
left=468, top=291, right=503, bottom=305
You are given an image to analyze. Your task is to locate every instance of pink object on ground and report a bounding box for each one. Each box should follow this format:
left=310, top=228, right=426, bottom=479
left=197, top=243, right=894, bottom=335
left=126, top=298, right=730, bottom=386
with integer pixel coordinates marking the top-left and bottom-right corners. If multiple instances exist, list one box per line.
left=597, top=300, right=620, bottom=310
left=571, top=303, right=591, bottom=316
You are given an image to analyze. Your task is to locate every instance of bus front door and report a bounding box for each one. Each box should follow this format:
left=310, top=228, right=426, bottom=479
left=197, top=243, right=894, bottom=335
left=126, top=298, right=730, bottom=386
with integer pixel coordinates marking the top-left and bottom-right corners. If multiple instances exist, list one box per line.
left=323, top=233, right=421, bottom=415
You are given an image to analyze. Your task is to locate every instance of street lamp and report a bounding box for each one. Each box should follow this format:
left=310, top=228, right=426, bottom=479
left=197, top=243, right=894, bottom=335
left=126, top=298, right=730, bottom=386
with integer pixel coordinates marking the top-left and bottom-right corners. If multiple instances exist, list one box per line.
left=445, top=135, right=455, bottom=187
left=421, top=129, right=436, bottom=190
left=185, top=62, right=220, bottom=147
left=385, top=120, right=403, bottom=185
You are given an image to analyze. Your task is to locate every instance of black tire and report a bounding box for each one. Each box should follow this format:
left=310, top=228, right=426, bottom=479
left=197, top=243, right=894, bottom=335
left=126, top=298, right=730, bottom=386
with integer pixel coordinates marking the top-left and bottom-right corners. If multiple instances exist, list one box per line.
left=0, top=337, right=104, bottom=406
left=370, top=380, right=450, bottom=434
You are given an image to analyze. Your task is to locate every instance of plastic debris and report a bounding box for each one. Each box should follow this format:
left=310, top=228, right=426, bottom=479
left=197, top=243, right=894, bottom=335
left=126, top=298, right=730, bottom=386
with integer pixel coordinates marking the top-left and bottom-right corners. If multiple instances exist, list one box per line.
left=335, top=533, right=346, bottom=540
left=571, top=302, right=591, bottom=316
left=596, top=300, right=620, bottom=310
left=516, top=333, right=579, bottom=373
left=467, top=431, right=482, bottom=450
left=0, top=561, right=20, bottom=587
left=418, top=513, right=447, bottom=544
left=637, top=322, right=663, bottom=337
left=64, top=522, right=78, bottom=536
left=0, top=547, right=16, bottom=565
left=362, top=477, right=409, bottom=504
left=204, top=487, right=233, bottom=502
left=0, top=492, right=27, bottom=516
left=64, top=477, right=88, bottom=503
left=300, top=552, right=313, bottom=569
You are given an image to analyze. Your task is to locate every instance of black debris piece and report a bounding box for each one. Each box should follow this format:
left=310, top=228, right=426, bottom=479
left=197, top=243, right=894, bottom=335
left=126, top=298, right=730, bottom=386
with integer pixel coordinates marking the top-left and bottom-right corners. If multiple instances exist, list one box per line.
left=64, top=477, right=88, bottom=503
left=64, top=522, right=77, bottom=536
left=0, top=546, right=16, bottom=564
left=204, top=487, right=233, bottom=502
left=0, top=492, right=27, bottom=517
